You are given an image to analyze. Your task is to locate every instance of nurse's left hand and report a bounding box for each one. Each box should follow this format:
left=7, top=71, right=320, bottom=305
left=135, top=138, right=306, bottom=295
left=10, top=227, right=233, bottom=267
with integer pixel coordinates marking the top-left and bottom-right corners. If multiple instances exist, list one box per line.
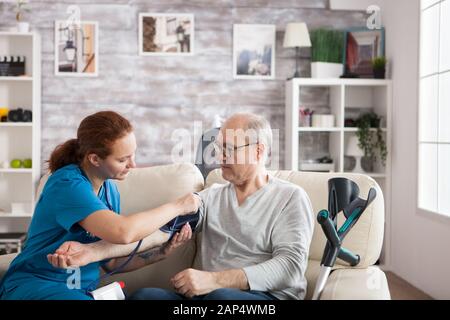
left=47, top=241, right=95, bottom=269
left=161, top=222, right=192, bottom=256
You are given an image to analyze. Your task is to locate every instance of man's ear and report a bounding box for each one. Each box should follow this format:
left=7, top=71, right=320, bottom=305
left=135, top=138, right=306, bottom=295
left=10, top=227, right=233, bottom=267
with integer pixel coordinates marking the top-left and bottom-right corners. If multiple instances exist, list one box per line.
left=256, top=143, right=266, bottom=162
left=86, top=153, right=102, bottom=167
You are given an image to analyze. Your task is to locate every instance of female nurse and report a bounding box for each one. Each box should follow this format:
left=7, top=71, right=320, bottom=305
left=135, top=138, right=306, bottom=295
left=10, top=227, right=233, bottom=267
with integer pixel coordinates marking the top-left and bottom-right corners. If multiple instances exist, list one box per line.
left=0, top=111, right=200, bottom=300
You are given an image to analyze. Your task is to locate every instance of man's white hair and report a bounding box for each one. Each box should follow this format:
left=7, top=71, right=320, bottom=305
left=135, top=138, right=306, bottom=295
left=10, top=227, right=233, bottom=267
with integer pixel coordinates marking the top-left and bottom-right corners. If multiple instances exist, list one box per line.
left=231, top=113, right=273, bottom=159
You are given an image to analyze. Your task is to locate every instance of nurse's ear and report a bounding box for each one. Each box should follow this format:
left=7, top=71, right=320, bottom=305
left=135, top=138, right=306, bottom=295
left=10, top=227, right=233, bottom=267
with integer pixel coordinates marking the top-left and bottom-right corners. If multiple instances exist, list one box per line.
left=86, top=153, right=102, bottom=167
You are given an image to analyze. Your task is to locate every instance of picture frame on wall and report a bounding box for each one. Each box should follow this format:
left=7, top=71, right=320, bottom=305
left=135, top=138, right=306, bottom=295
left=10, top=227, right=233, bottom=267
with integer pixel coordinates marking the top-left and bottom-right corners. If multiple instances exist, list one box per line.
left=343, top=27, right=385, bottom=78
left=54, top=20, right=99, bottom=77
left=233, top=24, right=276, bottom=80
left=139, top=13, right=194, bottom=56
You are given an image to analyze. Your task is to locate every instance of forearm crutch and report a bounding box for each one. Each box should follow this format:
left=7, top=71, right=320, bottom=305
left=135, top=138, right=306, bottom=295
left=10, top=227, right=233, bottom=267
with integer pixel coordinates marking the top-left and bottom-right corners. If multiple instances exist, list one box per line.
left=312, top=177, right=377, bottom=300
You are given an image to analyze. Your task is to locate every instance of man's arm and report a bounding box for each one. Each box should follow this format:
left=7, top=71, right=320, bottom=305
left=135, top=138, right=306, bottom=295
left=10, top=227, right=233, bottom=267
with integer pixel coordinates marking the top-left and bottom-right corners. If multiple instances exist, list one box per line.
left=242, top=188, right=315, bottom=292
left=104, top=223, right=192, bottom=273
left=102, top=244, right=167, bottom=273
left=193, top=188, right=209, bottom=231
left=91, top=230, right=170, bottom=261
left=171, top=268, right=249, bottom=298
left=214, top=269, right=249, bottom=290
left=47, top=230, right=170, bottom=269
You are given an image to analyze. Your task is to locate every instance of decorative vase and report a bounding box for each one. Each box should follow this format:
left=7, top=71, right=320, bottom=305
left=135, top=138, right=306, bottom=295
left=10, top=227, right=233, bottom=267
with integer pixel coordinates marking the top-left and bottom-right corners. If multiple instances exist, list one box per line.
left=370, top=116, right=381, bottom=127
left=311, top=62, right=343, bottom=78
left=361, top=156, right=375, bottom=173
left=373, top=67, right=385, bottom=79
left=344, top=156, right=356, bottom=171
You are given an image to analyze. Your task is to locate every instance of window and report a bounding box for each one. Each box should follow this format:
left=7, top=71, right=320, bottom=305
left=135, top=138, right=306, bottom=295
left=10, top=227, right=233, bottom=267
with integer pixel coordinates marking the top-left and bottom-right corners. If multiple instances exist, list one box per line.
left=418, top=0, right=450, bottom=216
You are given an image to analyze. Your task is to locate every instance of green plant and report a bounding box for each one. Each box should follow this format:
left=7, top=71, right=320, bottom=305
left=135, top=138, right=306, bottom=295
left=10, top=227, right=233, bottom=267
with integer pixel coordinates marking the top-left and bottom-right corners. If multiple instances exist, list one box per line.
left=355, top=112, right=388, bottom=167
left=15, top=0, right=30, bottom=22
left=372, top=56, right=387, bottom=70
left=310, top=29, right=344, bottom=63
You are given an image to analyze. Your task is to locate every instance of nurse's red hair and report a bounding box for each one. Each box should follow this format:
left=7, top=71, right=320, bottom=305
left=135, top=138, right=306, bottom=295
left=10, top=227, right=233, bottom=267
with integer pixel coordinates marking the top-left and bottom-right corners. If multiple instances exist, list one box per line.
left=48, top=111, right=133, bottom=173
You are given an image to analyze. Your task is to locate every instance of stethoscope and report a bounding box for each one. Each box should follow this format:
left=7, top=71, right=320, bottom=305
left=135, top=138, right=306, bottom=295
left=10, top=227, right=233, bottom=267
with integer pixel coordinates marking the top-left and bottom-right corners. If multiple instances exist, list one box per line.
left=105, top=184, right=113, bottom=211
left=78, top=168, right=113, bottom=211
left=85, top=181, right=142, bottom=294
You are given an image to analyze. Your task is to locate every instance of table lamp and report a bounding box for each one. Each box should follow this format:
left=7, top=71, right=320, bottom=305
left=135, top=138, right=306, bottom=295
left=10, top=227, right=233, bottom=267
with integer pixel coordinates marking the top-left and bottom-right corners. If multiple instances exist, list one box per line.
left=346, top=135, right=365, bottom=173
left=283, top=22, right=311, bottom=79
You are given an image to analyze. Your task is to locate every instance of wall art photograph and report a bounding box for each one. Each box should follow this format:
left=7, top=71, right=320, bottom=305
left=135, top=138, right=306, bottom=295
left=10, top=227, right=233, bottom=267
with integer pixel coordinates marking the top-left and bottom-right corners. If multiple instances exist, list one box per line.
left=344, top=27, right=385, bottom=78
left=139, top=13, right=194, bottom=56
left=54, top=20, right=98, bottom=76
left=233, top=24, right=276, bottom=80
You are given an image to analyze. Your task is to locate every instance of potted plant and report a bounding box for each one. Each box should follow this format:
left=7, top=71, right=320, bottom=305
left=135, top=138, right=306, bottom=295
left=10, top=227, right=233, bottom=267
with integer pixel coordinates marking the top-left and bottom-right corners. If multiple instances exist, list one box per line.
left=372, top=56, right=387, bottom=79
left=15, top=0, right=30, bottom=33
left=355, top=112, right=388, bottom=171
left=309, top=29, right=344, bottom=78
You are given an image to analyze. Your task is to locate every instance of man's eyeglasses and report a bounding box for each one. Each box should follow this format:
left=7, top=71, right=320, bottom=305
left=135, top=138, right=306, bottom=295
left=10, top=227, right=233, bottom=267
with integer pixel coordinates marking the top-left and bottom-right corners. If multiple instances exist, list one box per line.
left=212, top=142, right=258, bottom=158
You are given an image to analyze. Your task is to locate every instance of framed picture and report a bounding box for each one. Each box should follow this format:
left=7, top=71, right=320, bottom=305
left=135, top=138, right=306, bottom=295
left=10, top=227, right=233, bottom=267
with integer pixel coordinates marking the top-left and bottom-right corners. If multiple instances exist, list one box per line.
left=343, top=27, right=385, bottom=78
left=233, top=24, right=276, bottom=80
left=54, top=20, right=99, bottom=77
left=139, top=13, right=194, bottom=56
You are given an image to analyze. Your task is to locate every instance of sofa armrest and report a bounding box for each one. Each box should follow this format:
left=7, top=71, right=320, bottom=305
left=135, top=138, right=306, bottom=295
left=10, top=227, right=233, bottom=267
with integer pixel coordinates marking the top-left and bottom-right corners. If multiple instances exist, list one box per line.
left=320, top=266, right=391, bottom=300
left=0, top=253, right=17, bottom=281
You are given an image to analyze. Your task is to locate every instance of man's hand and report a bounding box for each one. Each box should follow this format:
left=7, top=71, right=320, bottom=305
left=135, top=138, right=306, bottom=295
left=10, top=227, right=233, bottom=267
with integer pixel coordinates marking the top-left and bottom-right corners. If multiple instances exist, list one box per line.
left=47, top=241, right=98, bottom=269
left=171, top=268, right=220, bottom=298
left=161, top=223, right=193, bottom=256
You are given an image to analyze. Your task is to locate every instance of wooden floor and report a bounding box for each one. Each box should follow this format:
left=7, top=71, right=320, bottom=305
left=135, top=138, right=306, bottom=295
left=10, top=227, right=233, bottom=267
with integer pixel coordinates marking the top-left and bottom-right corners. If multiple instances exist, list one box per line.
left=385, top=271, right=433, bottom=300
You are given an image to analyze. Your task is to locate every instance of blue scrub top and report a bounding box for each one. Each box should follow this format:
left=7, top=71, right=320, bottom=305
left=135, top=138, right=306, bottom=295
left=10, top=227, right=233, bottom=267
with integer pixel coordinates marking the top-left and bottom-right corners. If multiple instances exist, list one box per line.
left=0, top=164, right=120, bottom=298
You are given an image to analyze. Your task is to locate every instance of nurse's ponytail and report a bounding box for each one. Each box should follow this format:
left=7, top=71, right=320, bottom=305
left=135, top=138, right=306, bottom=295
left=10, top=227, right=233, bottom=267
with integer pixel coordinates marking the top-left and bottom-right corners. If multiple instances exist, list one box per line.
left=48, top=111, right=133, bottom=173
left=48, top=139, right=80, bottom=173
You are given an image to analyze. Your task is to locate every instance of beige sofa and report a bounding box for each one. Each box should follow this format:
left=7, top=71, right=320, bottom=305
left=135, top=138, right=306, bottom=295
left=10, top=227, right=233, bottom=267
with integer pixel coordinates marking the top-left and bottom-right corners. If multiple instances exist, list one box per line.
left=0, top=163, right=390, bottom=300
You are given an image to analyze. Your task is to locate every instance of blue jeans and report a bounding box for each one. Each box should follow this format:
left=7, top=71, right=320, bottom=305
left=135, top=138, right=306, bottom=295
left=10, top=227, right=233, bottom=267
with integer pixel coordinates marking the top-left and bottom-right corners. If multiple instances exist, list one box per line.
left=129, top=288, right=277, bottom=300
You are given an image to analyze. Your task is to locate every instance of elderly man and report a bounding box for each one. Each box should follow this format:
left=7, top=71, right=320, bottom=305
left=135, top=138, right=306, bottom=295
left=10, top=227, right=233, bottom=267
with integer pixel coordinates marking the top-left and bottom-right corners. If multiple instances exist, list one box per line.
left=49, top=113, right=314, bottom=300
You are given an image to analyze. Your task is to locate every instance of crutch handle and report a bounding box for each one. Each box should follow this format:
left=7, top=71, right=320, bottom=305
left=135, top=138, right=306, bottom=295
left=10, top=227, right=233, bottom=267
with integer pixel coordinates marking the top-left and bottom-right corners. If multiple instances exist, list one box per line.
left=338, top=247, right=360, bottom=266
left=317, top=210, right=340, bottom=247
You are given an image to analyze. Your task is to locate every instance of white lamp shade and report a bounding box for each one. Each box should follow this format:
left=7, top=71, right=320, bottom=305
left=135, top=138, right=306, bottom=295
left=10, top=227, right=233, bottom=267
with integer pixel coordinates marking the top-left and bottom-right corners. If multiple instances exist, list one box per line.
left=283, top=22, right=312, bottom=48
left=346, top=135, right=365, bottom=157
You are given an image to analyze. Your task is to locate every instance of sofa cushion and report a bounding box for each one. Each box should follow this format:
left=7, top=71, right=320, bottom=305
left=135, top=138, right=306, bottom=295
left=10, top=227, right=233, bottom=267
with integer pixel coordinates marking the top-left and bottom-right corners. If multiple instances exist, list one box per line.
left=304, top=259, right=322, bottom=300
left=0, top=253, right=17, bottom=281
left=319, top=266, right=391, bottom=300
left=115, top=163, right=204, bottom=215
left=205, top=169, right=384, bottom=268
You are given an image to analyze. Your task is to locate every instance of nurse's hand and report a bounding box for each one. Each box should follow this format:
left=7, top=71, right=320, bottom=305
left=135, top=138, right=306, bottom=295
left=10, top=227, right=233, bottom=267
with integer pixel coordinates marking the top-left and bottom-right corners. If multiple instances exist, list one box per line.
left=175, top=193, right=202, bottom=215
left=47, top=241, right=96, bottom=269
left=161, top=223, right=192, bottom=256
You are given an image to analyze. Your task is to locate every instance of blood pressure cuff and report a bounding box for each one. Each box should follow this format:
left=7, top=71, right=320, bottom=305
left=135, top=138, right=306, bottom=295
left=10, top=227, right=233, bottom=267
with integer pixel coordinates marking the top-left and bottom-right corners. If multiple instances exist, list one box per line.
left=160, top=193, right=203, bottom=239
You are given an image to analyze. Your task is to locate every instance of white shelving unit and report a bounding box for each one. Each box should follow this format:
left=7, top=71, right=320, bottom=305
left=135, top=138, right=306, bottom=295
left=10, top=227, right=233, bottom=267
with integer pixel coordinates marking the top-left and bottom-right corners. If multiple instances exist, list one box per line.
left=0, top=76, right=33, bottom=81
left=0, top=32, right=41, bottom=232
left=285, top=78, right=392, bottom=265
left=285, top=78, right=392, bottom=174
